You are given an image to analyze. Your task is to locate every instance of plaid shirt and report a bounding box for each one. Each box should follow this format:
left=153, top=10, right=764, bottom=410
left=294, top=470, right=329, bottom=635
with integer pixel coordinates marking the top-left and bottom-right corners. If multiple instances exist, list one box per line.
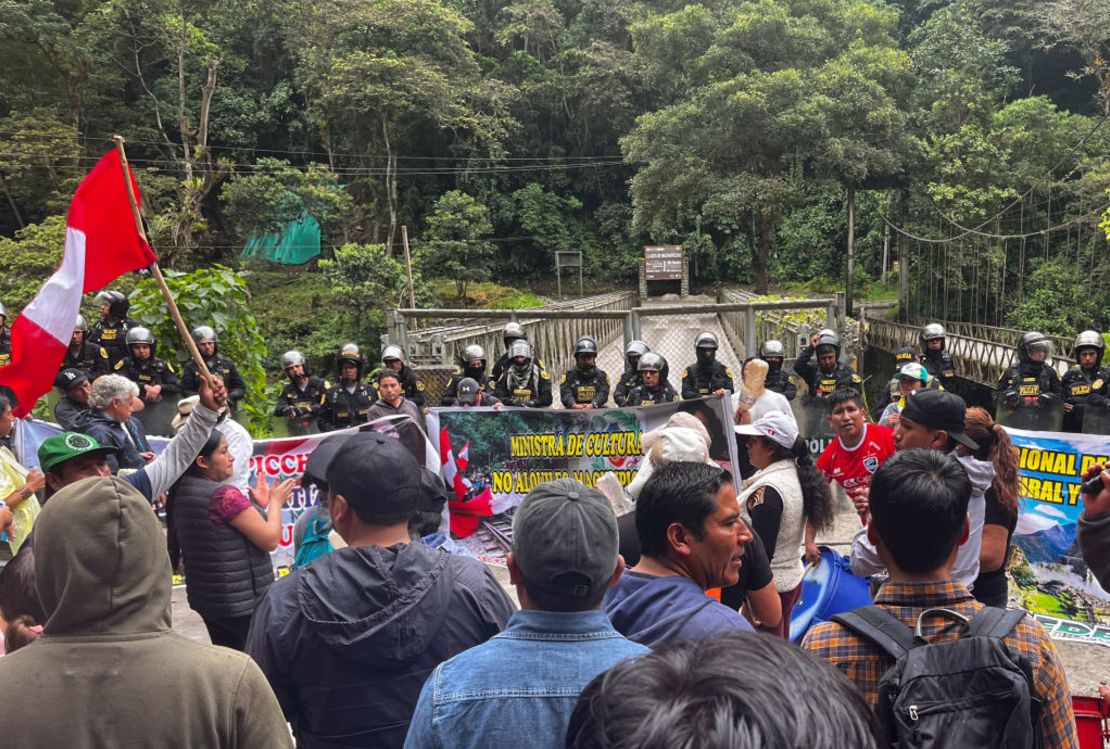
left=802, top=581, right=1078, bottom=749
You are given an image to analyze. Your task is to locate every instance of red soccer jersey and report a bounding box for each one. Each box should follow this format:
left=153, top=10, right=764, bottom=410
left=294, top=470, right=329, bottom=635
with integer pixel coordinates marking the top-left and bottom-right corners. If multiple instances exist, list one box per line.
left=816, top=423, right=896, bottom=499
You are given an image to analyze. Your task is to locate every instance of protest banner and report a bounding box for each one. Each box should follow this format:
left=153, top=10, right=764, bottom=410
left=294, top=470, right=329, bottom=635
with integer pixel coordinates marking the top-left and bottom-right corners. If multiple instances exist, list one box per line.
left=426, top=397, right=738, bottom=565
left=1005, top=426, right=1110, bottom=647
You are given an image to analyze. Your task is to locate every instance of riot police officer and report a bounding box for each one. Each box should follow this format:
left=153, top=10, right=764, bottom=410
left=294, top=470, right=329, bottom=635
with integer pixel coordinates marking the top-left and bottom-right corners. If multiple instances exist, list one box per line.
left=681, top=332, right=734, bottom=399
left=875, top=345, right=918, bottom=415
left=918, top=323, right=957, bottom=391
left=88, top=290, right=136, bottom=371
left=491, top=322, right=547, bottom=381
left=0, top=302, right=10, bottom=368
left=613, top=340, right=649, bottom=407
left=380, top=345, right=426, bottom=408
left=60, top=314, right=109, bottom=379
left=441, top=344, right=498, bottom=406
left=180, top=325, right=247, bottom=410
left=1061, top=331, right=1109, bottom=433
left=759, top=340, right=796, bottom=401
left=117, top=326, right=180, bottom=405
left=318, top=343, right=375, bottom=431
left=494, top=340, right=553, bottom=407
left=560, top=337, right=611, bottom=409
left=793, top=330, right=863, bottom=400
left=626, top=353, right=677, bottom=406
left=274, top=350, right=329, bottom=433
left=995, top=331, right=1063, bottom=417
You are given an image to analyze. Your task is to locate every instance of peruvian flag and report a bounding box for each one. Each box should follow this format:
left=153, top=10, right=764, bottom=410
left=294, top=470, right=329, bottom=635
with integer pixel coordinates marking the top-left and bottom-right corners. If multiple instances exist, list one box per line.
left=439, top=428, right=492, bottom=538
left=456, top=440, right=470, bottom=473
left=0, top=150, right=156, bottom=415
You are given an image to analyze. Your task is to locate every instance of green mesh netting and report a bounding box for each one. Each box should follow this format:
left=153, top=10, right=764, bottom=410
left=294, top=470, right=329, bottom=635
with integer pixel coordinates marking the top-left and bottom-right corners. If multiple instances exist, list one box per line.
left=241, top=213, right=321, bottom=264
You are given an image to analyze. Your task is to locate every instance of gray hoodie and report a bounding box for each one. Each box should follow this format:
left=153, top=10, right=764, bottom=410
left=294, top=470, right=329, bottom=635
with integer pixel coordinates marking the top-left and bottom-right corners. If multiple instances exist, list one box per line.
left=0, top=477, right=291, bottom=749
left=246, top=539, right=514, bottom=748
left=851, top=452, right=991, bottom=588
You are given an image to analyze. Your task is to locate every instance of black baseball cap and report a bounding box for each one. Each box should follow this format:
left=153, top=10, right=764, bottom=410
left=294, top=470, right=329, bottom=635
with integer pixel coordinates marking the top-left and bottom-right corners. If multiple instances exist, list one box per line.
left=900, top=389, right=979, bottom=450
left=326, top=432, right=424, bottom=513
left=55, top=368, right=89, bottom=392
left=303, top=435, right=351, bottom=486
left=457, top=377, right=480, bottom=405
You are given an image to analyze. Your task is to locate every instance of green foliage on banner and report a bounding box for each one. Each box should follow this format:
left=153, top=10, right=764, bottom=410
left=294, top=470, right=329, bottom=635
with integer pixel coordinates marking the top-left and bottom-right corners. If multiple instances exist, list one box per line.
left=128, top=265, right=275, bottom=436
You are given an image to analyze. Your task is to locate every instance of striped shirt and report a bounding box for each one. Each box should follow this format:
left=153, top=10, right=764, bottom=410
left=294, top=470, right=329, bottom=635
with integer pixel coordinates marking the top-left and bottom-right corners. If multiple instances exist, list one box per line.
left=802, top=581, right=1078, bottom=749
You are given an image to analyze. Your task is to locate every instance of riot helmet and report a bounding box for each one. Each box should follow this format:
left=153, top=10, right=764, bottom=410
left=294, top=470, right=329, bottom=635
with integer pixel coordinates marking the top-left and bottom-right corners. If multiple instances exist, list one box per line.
left=509, top=339, right=533, bottom=374
left=695, top=331, right=718, bottom=366
left=382, top=345, right=405, bottom=371
left=920, top=323, right=946, bottom=344
left=760, top=340, right=785, bottom=359
left=337, top=342, right=363, bottom=376
left=503, top=322, right=527, bottom=348
left=1071, top=330, right=1104, bottom=364
left=461, top=343, right=486, bottom=371
left=625, top=340, right=649, bottom=369
left=126, top=326, right=155, bottom=347
left=96, top=290, right=129, bottom=320
left=74, top=314, right=87, bottom=333
left=1017, top=331, right=1052, bottom=364
left=281, top=350, right=307, bottom=377
left=638, top=352, right=665, bottom=372
left=0, top=301, right=6, bottom=324
left=574, top=337, right=598, bottom=374
left=192, top=325, right=217, bottom=344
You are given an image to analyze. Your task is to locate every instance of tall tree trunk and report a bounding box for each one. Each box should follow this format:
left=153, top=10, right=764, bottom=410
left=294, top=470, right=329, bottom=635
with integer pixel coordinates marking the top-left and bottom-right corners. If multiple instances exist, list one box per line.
left=178, top=9, right=192, bottom=183
left=845, top=187, right=855, bottom=318
left=382, top=116, right=397, bottom=255
left=0, top=172, right=24, bottom=229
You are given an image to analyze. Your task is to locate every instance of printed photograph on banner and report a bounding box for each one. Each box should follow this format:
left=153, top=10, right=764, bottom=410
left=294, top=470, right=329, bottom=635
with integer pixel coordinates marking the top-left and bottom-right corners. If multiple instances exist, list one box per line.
left=426, top=397, right=738, bottom=565
left=1006, top=427, right=1110, bottom=647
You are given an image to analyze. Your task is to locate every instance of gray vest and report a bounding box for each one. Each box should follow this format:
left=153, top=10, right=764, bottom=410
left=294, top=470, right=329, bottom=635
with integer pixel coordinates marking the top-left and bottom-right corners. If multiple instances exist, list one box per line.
left=171, top=474, right=273, bottom=619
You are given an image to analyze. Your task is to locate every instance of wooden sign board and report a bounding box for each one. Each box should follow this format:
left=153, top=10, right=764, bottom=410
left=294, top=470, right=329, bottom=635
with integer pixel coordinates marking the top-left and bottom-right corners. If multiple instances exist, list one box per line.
left=643, top=245, right=683, bottom=281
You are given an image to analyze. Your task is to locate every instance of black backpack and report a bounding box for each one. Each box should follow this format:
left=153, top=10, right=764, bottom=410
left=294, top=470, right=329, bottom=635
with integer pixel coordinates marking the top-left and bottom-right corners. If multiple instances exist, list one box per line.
left=831, top=605, right=1043, bottom=749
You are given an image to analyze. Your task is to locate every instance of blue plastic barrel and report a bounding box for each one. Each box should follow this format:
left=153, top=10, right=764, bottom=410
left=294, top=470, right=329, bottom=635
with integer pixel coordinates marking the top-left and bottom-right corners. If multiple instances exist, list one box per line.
left=789, top=546, right=873, bottom=642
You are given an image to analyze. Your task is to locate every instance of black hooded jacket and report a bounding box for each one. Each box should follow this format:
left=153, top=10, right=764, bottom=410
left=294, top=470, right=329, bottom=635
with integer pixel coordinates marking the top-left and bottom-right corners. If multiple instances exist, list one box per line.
left=246, top=541, right=514, bottom=748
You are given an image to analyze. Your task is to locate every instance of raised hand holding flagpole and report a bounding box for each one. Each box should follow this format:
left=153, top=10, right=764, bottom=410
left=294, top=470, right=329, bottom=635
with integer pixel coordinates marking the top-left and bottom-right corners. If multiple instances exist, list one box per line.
left=112, top=135, right=221, bottom=393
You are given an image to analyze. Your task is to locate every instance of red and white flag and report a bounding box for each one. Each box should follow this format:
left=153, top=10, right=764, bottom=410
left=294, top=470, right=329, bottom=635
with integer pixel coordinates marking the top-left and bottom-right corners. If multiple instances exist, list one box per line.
left=456, top=440, right=470, bottom=473
left=0, top=150, right=156, bottom=415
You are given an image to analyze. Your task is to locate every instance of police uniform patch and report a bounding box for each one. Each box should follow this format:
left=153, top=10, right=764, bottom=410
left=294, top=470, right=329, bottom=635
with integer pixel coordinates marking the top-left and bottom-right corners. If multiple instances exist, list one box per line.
left=725, top=368, right=733, bottom=378
left=541, top=370, right=550, bottom=380
left=99, top=348, right=109, bottom=359
left=681, top=369, right=689, bottom=378
left=114, top=360, right=125, bottom=370
left=416, top=381, right=425, bottom=391
left=559, top=374, right=567, bottom=384
left=1095, top=379, right=1105, bottom=390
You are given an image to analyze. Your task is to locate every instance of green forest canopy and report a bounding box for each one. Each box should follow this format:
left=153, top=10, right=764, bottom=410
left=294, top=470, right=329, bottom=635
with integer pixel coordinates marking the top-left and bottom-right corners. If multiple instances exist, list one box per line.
left=2, top=0, right=1110, bottom=336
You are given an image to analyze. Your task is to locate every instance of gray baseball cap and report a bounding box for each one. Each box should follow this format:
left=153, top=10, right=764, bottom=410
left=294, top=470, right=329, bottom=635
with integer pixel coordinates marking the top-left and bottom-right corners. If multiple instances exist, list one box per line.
left=512, top=479, right=619, bottom=599
left=457, top=377, right=480, bottom=405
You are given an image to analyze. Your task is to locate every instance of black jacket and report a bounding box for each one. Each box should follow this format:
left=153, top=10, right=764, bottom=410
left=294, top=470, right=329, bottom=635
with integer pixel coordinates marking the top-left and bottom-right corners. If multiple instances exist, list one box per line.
left=793, top=346, right=863, bottom=399
left=318, top=382, right=374, bottom=432
left=680, top=360, right=734, bottom=399
left=245, top=542, right=514, bottom=748
left=54, top=396, right=89, bottom=431
left=88, top=319, right=135, bottom=371
left=613, top=368, right=639, bottom=407
left=920, top=349, right=958, bottom=390
left=440, top=371, right=498, bottom=406
left=560, top=367, right=611, bottom=408
left=117, top=356, right=180, bottom=402
left=764, top=366, right=797, bottom=401
left=60, top=341, right=108, bottom=379
left=625, top=382, right=677, bottom=406
left=0, top=327, right=9, bottom=368
left=1060, top=365, right=1109, bottom=432
left=170, top=474, right=274, bottom=620
left=78, top=411, right=150, bottom=472
left=181, top=354, right=247, bottom=406
left=995, top=361, right=1063, bottom=407
left=275, top=376, right=329, bottom=421
left=493, top=364, right=553, bottom=407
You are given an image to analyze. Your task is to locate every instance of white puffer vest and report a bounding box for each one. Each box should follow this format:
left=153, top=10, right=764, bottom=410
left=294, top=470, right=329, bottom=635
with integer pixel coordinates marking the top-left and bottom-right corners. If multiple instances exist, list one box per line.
left=740, top=459, right=806, bottom=592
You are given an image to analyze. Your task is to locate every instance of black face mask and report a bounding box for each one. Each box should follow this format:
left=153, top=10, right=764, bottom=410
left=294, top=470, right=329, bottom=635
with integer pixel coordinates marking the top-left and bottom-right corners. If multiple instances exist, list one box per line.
left=766, top=358, right=782, bottom=374
left=465, top=364, right=485, bottom=379
left=577, top=360, right=596, bottom=375
left=697, top=349, right=716, bottom=367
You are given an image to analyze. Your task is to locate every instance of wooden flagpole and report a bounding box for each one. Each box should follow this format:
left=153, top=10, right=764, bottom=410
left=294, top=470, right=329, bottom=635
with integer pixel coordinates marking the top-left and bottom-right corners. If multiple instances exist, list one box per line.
left=112, top=135, right=214, bottom=382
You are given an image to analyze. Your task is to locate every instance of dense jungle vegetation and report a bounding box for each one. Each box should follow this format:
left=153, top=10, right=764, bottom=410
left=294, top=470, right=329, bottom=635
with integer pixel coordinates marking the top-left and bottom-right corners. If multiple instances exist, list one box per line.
left=2, top=0, right=1110, bottom=355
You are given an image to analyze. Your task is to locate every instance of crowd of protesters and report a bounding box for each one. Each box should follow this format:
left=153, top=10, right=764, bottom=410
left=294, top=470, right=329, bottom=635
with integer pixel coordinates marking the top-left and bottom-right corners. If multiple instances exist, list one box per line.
left=0, top=293, right=1109, bottom=747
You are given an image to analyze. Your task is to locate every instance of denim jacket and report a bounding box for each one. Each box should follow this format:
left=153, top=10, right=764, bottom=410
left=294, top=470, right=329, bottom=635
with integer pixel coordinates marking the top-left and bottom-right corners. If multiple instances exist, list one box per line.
left=404, top=609, right=648, bottom=749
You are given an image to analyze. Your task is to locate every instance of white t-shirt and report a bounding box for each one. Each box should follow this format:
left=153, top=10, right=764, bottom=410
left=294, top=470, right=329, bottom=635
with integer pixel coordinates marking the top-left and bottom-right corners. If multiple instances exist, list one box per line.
left=731, top=389, right=797, bottom=426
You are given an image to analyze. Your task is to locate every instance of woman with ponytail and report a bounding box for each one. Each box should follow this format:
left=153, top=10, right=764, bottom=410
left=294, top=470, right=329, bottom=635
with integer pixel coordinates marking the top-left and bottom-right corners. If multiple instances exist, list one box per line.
left=961, top=407, right=1020, bottom=607
left=735, top=412, right=835, bottom=637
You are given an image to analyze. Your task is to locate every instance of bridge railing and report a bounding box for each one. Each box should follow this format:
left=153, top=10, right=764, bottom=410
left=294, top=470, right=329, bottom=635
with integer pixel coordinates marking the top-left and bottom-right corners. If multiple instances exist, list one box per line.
left=387, top=291, right=638, bottom=389
left=905, top=318, right=1074, bottom=363
left=717, top=288, right=839, bottom=359
left=863, top=317, right=1073, bottom=387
